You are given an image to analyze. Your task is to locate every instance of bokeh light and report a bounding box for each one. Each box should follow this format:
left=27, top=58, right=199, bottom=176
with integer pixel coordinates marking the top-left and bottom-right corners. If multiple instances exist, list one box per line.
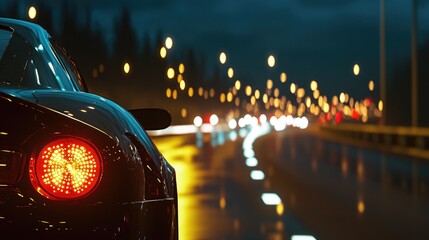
left=268, top=55, right=276, bottom=67
left=219, top=52, right=227, bottom=64
left=280, top=72, right=287, bottom=83
left=167, top=68, right=175, bottom=79
left=353, top=63, right=360, bottom=76
left=368, top=80, right=374, bottom=91
left=290, top=83, right=296, bottom=94
left=228, top=68, right=234, bottom=78
left=123, top=62, right=130, bottom=74
left=165, top=37, right=173, bottom=49
left=310, top=80, right=318, bottom=91
left=28, top=6, right=37, bottom=19
left=235, top=80, right=241, bottom=90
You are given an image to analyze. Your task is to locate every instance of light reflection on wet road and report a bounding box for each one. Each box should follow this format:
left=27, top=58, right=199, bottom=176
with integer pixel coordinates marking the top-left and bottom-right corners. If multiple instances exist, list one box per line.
left=256, top=129, right=429, bottom=240
left=153, top=127, right=429, bottom=240
left=154, top=130, right=297, bottom=240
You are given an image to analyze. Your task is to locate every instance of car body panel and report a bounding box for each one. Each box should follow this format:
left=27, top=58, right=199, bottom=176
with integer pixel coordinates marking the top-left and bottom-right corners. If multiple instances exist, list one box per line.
left=0, top=17, right=177, bottom=239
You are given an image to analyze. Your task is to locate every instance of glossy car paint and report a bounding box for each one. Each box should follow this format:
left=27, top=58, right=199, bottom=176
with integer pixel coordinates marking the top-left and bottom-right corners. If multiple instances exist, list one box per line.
left=0, top=18, right=177, bottom=239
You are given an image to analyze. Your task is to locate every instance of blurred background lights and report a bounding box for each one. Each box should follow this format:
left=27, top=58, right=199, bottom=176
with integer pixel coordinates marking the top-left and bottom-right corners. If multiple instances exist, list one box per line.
left=210, top=114, right=219, bottom=126
left=378, top=100, right=384, bottom=111
left=243, top=148, right=255, bottom=158
left=290, top=83, right=297, bottom=94
left=353, top=63, right=360, bottom=76
left=165, top=37, right=173, bottom=49
left=179, top=63, right=185, bottom=74
left=310, top=80, right=318, bottom=91
left=235, top=80, right=241, bottom=90
left=165, top=88, right=171, bottom=98
left=227, top=92, right=233, bottom=102
left=291, top=235, right=317, bottom=240
left=259, top=114, right=267, bottom=124
left=228, top=119, right=237, bottom=129
left=245, top=157, right=258, bottom=167
left=276, top=203, right=284, bottom=216
left=181, top=108, right=187, bottom=118
left=167, top=68, right=175, bottom=79
left=228, top=68, right=234, bottom=78
left=193, top=116, right=203, bottom=127
left=255, top=90, right=261, bottom=99
left=280, top=72, right=287, bottom=83
left=123, top=62, right=130, bottom=74
left=340, top=92, right=346, bottom=103
left=179, top=80, right=186, bottom=90
left=261, top=193, right=281, bottom=205
left=160, top=47, right=167, bottom=58
left=245, top=86, right=252, bottom=96
left=219, top=52, right=227, bottom=64
left=358, top=200, right=365, bottom=214
left=250, top=170, right=265, bottom=180
left=28, top=6, right=37, bottom=19
left=268, top=55, right=276, bottom=67
left=220, top=93, right=226, bottom=103
left=368, top=80, right=374, bottom=91
left=266, top=79, right=273, bottom=89
left=177, top=74, right=183, bottom=83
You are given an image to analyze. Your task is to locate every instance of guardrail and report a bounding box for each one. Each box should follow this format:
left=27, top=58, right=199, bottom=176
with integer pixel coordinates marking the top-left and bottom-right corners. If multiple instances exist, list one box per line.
left=320, top=123, right=429, bottom=159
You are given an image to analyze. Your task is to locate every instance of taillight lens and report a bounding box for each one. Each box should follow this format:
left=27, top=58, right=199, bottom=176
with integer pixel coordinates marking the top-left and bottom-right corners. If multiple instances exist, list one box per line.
left=29, top=138, right=102, bottom=200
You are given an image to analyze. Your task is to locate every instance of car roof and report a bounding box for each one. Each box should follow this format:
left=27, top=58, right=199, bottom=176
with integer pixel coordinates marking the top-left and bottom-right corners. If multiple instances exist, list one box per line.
left=0, top=17, right=49, bottom=49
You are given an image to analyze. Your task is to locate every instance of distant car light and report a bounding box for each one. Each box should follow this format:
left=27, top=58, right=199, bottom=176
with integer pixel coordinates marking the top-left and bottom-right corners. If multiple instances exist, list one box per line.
left=238, top=118, right=246, bottom=128
left=29, top=138, right=102, bottom=200
left=291, top=235, right=317, bottom=240
left=286, top=115, right=294, bottom=125
left=228, top=119, right=237, bottom=129
left=193, top=116, right=203, bottom=127
left=299, top=116, right=309, bottom=129
left=261, top=193, right=281, bottom=205
left=245, top=157, right=258, bottom=167
left=209, top=114, right=219, bottom=126
left=269, top=116, right=277, bottom=126
left=250, top=170, right=265, bottom=180
left=243, top=148, right=255, bottom=158
left=259, top=114, right=267, bottom=124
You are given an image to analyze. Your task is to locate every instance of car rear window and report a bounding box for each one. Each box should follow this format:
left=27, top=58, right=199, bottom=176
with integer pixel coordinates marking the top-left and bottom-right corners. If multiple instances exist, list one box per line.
left=0, top=28, right=12, bottom=61
left=0, top=26, right=64, bottom=90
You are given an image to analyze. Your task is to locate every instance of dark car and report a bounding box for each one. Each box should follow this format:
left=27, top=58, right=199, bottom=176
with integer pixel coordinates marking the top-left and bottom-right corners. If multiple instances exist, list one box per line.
left=0, top=18, right=178, bottom=239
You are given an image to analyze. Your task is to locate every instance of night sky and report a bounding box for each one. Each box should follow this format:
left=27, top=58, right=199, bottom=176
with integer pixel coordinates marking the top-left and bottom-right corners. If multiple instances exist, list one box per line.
left=2, top=0, right=429, bottom=99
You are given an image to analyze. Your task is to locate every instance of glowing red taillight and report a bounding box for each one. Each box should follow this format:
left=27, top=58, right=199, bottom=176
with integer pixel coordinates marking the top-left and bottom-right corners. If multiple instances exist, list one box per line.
left=29, top=138, right=102, bottom=200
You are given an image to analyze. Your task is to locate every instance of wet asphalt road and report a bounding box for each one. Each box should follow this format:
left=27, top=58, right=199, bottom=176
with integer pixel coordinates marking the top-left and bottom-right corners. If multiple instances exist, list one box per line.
left=153, top=126, right=429, bottom=240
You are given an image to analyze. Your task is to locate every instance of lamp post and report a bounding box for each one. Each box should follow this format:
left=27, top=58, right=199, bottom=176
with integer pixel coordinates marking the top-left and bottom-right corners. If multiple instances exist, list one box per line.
left=380, top=0, right=386, bottom=125
left=411, top=0, right=418, bottom=127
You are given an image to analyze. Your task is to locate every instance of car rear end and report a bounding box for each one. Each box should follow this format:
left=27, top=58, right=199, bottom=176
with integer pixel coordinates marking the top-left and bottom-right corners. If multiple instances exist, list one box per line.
left=0, top=92, right=137, bottom=239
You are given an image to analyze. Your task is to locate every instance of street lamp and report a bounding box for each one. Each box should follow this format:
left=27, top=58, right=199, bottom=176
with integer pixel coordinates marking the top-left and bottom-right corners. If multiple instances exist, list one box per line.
left=380, top=0, right=386, bottom=125
left=353, top=64, right=360, bottom=76
left=219, top=52, right=227, bottom=64
left=123, top=62, right=130, bottom=74
left=165, top=37, right=173, bottom=49
left=28, top=6, right=37, bottom=20
left=268, top=55, right=276, bottom=67
left=411, top=0, right=418, bottom=127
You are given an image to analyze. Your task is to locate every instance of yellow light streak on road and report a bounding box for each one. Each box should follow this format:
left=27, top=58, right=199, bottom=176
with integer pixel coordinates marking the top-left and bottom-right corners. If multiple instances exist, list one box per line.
left=153, top=135, right=238, bottom=240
